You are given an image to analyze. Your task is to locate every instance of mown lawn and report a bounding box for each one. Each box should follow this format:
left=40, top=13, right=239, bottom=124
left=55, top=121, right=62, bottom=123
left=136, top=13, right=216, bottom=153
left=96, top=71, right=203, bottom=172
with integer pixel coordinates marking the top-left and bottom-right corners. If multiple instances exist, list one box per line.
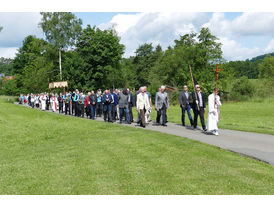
left=0, top=101, right=274, bottom=194
left=133, top=99, right=274, bottom=135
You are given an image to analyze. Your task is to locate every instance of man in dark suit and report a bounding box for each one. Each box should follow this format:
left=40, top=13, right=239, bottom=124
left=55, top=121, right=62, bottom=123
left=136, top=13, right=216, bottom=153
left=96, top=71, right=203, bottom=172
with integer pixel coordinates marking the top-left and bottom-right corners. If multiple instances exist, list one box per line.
left=127, top=88, right=134, bottom=122
left=179, top=85, right=193, bottom=127
left=192, top=84, right=206, bottom=131
left=102, top=90, right=113, bottom=122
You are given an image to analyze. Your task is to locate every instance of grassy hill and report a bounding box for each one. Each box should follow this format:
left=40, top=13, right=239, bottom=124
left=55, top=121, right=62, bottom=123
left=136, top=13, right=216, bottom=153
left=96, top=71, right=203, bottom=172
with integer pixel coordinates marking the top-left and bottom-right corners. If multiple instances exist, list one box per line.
left=0, top=100, right=273, bottom=194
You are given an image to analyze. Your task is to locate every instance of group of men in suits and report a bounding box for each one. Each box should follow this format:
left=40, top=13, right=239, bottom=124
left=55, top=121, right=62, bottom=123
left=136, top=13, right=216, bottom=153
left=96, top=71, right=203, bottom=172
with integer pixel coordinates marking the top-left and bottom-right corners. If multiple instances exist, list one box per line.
left=179, top=84, right=207, bottom=131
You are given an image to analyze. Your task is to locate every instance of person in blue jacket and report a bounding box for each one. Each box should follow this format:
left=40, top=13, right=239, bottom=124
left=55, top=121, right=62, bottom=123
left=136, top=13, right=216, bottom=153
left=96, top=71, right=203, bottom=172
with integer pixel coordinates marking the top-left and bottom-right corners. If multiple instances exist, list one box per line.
left=110, top=89, right=118, bottom=122
left=102, top=90, right=113, bottom=122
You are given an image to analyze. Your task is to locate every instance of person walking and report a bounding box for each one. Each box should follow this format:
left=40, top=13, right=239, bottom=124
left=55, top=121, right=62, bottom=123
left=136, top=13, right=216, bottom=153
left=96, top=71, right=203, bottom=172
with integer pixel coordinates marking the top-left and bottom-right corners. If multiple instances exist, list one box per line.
left=64, top=92, right=71, bottom=115
left=155, top=86, right=170, bottom=126
left=84, top=92, right=91, bottom=119
left=179, top=85, right=194, bottom=127
left=102, top=90, right=113, bottom=122
left=136, top=87, right=150, bottom=128
left=192, top=84, right=206, bottom=131
left=207, top=88, right=222, bottom=135
left=89, top=91, right=97, bottom=120
left=96, top=89, right=103, bottom=117
left=118, top=88, right=131, bottom=124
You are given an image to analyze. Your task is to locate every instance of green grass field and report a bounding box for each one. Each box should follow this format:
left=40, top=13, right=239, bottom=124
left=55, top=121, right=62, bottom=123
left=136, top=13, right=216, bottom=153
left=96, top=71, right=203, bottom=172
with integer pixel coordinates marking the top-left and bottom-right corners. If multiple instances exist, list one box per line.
left=133, top=99, right=274, bottom=135
left=0, top=100, right=274, bottom=194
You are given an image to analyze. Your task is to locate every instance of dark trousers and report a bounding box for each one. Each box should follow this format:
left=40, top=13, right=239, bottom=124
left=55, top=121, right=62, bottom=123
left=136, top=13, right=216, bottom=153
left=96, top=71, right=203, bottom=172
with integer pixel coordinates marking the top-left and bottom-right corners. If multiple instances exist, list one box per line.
left=181, top=104, right=193, bottom=126
left=119, top=107, right=130, bottom=123
left=111, top=103, right=116, bottom=121
left=156, top=110, right=161, bottom=123
left=159, top=105, right=167, bottom=125
left=46, top=101, right=49, bottom=110
left=75, top=103, right=80, bottom=117
left=65, top=103, right=70, bottom=115
left=128, top=103, right=134, bottom=122
left=85, top=105, right=90, bottom=118
left=79, top=104, right=84, bottom=117
left=96, top=102, right=102, bottom=117
left=59, top=102, right=63, bottom=113
left=90, top=104, right=96, bottom=119
left=72, top=101, right=76, bottom=115
left=140, top=108, right=146, bottom=127
left=104, top=109, right=112, bottom=122
left=193, top=107, right=206, bottom=129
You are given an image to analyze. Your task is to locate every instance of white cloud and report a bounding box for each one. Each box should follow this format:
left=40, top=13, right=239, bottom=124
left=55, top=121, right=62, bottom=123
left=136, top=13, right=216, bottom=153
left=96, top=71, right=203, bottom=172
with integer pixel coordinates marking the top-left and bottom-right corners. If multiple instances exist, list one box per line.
left=264, top=39, right=274, bottom=53
left=0, top=47, right=18, bottom=58
left=231, top=13, right=274, bottom=36
left=219, top=37, right=262, bottom=61
left=204, top=12, right=274, bottom=38
left=0, top=12, right=43, bottom=48
left=100, top=12, right=209, bottom=57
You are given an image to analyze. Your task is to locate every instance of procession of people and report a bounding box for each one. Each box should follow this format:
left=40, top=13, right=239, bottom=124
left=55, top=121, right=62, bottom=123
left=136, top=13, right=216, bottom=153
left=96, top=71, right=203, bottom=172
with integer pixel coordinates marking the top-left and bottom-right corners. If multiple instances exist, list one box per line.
left=18, top=84, right=222, bottom=135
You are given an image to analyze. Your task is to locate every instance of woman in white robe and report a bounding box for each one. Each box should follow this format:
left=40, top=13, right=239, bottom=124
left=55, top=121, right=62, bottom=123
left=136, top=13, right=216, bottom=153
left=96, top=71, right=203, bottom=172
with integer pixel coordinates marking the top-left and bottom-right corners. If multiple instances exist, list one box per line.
left=207, top=88, right=222, bottom=135
left=41, top=93, right=47, bottom=111
left=50, top=94, right=58, bottom=112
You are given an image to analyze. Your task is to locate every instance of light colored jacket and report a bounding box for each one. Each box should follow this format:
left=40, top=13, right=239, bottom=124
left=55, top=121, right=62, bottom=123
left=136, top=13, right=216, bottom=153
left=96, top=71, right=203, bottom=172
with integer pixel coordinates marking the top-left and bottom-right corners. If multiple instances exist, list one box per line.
left=155, top=91, right=169, bottom=110
left=136, top=93, right=150, bottom=110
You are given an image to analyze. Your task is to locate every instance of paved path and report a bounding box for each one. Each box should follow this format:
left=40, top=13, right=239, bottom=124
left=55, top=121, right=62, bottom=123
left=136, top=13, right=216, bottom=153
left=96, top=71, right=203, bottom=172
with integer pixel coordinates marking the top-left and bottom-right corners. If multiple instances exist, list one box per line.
left=16, top=103, right=274, bottom=166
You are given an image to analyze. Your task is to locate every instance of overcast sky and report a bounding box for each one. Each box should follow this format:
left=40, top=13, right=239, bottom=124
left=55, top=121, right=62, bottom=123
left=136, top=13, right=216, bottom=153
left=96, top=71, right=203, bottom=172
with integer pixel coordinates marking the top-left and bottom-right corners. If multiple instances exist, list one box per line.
left=0, top=12, right=274, bottom=61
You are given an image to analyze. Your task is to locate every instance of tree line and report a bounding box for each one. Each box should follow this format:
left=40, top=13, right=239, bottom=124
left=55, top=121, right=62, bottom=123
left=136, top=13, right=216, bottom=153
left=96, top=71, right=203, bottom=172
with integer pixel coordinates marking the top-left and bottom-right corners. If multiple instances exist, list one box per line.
left=0, top=12, right=273, bottom=102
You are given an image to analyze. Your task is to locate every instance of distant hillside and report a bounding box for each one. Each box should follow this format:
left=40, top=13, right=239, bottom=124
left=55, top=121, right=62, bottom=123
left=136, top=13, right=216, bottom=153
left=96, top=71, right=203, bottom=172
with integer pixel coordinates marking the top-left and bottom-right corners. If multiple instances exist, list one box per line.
left=250, top=52, right=274, bottom=62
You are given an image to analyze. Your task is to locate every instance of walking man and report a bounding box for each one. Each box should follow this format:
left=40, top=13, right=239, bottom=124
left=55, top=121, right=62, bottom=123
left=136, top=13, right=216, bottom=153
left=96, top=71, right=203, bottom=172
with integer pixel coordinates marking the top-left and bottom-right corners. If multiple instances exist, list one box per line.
left=192, top=85, right=206, bottom=131
left=179, top=85, right=193, bottom=127
left=136, top=87, right=150, bottom=128
left=89, top=91, right=97, bottom=120
left=155, top=86, right=169, bottom=126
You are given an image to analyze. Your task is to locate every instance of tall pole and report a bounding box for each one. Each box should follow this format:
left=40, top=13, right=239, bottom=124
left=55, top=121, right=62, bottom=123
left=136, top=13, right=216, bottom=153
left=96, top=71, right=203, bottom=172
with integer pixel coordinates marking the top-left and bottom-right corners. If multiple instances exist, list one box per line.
left=59, top=48, right=62, bottom=81
left=189, top=65, right=199, bottom=111
left=213, top=64, right=222, bottom=107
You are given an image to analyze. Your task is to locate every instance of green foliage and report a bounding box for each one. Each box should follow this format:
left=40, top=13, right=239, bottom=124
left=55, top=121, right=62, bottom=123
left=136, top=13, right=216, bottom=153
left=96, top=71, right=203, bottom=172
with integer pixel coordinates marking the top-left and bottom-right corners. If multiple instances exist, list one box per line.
left=0, top=58, right=13, bottom=75
left=230, top=76, right=255, bottom=101
left=11, top=35, right=58, bottom=94
left=75, top=25, right=125, bottom=89
left=39, top=12, right=82, bottom=49
left=0, top=79, right=20, bottom=96
left=258, top=55, right=274, bottom=79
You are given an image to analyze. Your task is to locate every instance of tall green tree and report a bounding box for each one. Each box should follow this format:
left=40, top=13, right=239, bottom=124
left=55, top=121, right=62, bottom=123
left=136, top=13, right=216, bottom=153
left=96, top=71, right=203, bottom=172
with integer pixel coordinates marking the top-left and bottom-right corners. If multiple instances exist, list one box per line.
left=12, top=35, right=57, bottom=93
left=75, top=25, right=125, bottom=89
left=39, top=12, right=82, bottom=80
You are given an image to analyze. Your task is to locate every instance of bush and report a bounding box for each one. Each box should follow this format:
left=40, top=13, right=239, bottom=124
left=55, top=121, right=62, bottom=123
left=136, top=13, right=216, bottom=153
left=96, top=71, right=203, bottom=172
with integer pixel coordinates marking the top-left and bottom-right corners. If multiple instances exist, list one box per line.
left=230, top=76, right=255, bottom=101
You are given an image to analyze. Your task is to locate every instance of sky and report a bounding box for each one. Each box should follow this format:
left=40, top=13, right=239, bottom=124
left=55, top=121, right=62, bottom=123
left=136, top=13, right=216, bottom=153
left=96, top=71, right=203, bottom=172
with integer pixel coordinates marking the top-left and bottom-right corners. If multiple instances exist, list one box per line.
left=0, top=12, right=274, bottom=61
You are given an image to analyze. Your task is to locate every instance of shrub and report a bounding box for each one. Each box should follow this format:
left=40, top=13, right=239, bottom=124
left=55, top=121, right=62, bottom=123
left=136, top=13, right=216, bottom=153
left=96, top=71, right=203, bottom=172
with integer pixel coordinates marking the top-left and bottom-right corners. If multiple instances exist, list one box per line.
left=230, top=76, right=255, bottom=101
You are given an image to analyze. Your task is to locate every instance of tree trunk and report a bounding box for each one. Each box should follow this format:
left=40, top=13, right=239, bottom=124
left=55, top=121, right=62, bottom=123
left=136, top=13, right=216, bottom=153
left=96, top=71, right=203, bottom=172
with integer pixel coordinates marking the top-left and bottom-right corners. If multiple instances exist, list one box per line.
left=59, top=48, right=62, bottom=80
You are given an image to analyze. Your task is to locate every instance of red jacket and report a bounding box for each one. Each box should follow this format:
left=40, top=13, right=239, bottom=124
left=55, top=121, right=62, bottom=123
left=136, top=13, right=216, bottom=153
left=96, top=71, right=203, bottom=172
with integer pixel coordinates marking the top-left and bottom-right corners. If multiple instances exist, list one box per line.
left=84, top=96, right=90, bottom=107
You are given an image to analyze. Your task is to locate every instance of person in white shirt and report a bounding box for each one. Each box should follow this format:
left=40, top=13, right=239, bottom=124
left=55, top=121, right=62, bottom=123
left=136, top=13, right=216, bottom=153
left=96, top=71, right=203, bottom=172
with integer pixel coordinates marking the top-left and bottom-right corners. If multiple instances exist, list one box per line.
left=207, top=88, right=222, bottom=135
left=136, top=87, right=150, bottom=128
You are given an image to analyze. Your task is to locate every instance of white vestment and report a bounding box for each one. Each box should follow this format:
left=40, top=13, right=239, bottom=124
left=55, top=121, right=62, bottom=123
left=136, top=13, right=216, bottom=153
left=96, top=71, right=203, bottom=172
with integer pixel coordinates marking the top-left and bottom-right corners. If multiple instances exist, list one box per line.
left=41, top=95, right=47, bottom=110
left=207, top=93, right=222, bottom=131
left=50, top=97, right=58, bottom=112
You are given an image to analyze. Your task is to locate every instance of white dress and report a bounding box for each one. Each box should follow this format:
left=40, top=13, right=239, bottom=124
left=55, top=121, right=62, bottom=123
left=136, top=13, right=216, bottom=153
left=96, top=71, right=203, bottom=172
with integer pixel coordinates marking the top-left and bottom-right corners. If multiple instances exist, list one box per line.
left=41, top=95, right=47, bottom=110
left=206, top=93, right=222, bottom=131
left=50, top=97, right=58, bottom=112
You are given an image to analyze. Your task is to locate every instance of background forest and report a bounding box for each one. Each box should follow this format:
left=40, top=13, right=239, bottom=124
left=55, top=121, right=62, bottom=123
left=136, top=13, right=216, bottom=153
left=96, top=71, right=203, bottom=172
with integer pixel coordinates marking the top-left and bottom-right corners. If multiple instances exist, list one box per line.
left=0, top=12, right=273, bottom=103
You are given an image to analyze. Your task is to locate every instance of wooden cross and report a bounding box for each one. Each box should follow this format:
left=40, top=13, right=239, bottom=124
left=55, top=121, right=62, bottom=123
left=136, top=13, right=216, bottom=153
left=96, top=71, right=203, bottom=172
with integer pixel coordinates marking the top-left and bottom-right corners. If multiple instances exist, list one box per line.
left=213, top=64, right=223, bottom=107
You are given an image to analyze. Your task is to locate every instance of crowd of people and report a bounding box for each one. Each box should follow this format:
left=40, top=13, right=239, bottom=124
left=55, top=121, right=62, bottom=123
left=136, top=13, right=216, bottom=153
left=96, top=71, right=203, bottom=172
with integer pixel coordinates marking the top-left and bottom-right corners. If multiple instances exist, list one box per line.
left=18, top=84, right=221, bottom=135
